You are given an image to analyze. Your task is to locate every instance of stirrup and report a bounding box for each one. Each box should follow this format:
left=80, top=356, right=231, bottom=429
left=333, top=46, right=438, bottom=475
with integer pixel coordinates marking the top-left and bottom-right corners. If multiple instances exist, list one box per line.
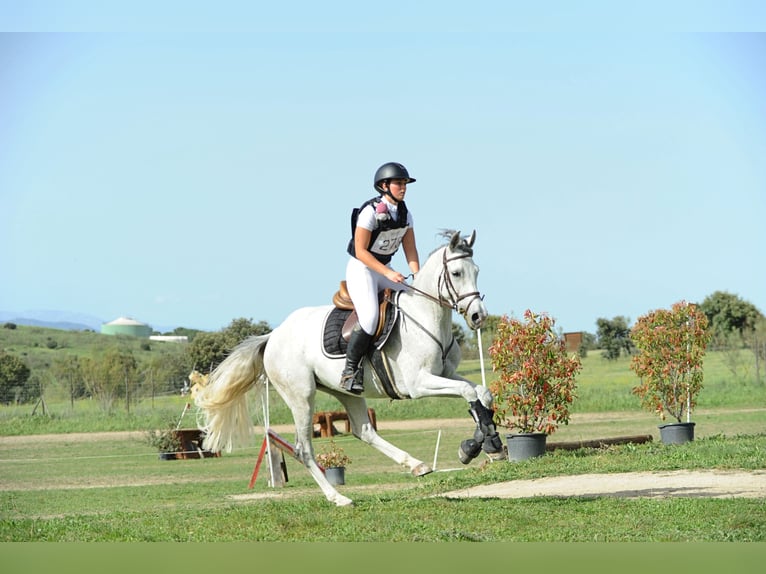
left=340, top=369, right=364, bottom=394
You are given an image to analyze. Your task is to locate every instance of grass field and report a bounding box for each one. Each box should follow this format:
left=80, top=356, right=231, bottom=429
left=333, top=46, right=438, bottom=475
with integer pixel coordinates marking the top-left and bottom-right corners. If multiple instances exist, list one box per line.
left=1, top=345, right=764, bottom=541
left=1, top=420, right=764, bottom=541
left=2, top=347, right=763, bottom=434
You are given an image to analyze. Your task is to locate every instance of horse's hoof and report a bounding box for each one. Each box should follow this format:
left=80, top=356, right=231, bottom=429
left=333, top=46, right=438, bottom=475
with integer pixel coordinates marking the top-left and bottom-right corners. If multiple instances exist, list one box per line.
left=412, top=463, right=433, bottom=477
left=486, top=450, right=507, bottom=462
left=333, top=495, right=354, bottom=507
left=458, top=438, right=481, bottom=464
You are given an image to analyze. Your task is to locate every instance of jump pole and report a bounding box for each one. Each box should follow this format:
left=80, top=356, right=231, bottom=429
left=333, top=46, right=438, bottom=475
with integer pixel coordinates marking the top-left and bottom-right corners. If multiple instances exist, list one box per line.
left=249, top=380, right=299, bottom=488
left=432, top=429, right=442, bottom=471
left=176, top=402, right=191, bottom=430
left=262, top=379, right=278, bottom=487
left=477, top=328, right=488, bottom=388
left=249, top=428, right=299, bottom=488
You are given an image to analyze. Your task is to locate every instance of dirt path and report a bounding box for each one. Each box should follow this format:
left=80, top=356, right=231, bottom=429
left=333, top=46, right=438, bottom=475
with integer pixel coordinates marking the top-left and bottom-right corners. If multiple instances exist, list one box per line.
left=4, top=407, right=764, bottom=446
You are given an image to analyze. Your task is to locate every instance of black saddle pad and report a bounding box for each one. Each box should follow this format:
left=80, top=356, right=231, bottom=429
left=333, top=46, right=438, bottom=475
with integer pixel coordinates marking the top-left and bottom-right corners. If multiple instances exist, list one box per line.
left=321, top=295, right=399, bottom=358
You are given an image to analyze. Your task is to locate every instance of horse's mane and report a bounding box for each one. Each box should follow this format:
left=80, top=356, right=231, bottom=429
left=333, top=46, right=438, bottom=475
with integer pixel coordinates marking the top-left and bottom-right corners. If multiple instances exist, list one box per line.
left=428, top=229, right=474, bottom=257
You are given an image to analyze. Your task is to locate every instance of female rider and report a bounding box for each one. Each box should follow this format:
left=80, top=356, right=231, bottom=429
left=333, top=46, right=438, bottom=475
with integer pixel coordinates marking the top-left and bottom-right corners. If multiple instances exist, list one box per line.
left=340, top=162, right=421, bottom=394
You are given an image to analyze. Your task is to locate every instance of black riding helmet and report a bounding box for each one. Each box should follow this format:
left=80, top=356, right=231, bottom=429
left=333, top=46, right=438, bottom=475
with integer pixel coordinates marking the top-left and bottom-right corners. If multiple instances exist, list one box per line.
left=374, top=162, right=416, bottom=194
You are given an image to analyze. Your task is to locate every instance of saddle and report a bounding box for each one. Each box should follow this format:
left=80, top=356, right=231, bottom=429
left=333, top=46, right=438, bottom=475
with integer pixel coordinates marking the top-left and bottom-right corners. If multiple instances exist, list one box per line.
left=332, top=280, right=391, bottom=341
left=322, top=282, right=405, bottom=399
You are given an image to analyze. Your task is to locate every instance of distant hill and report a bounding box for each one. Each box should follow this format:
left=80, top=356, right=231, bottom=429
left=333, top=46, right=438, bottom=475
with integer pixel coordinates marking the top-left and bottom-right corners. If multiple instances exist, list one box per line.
left=0, top=317, right=96, bottom=331
left=0, top=310, right=104, bottom=331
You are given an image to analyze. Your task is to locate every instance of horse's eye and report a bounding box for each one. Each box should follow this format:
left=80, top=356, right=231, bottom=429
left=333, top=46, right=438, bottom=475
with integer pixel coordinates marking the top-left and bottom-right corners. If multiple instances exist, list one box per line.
left=451, top=271, right=461, bottom=278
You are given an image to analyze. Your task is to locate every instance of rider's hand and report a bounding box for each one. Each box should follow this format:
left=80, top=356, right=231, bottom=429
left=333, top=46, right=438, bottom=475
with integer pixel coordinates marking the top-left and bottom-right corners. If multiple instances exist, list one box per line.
left=386, top=269, right=406, bottom=283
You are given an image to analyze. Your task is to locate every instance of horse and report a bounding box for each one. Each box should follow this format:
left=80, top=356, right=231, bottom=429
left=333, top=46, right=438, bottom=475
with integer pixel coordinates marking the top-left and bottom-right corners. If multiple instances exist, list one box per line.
left=195, top=230, right=505, bottom=507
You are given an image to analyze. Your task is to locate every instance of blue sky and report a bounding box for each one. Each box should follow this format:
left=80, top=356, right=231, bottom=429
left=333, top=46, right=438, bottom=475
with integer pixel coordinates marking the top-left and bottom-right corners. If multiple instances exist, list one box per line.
left=1, top=3, right=765, bottom=333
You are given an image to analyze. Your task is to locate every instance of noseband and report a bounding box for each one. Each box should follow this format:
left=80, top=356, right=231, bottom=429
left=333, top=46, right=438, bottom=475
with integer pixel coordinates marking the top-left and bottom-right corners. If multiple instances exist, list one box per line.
left=405, top=249, right=484, bottom=320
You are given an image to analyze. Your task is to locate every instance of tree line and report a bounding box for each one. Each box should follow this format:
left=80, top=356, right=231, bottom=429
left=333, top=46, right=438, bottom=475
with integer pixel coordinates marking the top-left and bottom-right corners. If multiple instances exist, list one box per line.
left=0, top=318, right=270, bottom=409
left=459, top=291, right=764, bottom=381
left=1, top=291, right=763, bottom=408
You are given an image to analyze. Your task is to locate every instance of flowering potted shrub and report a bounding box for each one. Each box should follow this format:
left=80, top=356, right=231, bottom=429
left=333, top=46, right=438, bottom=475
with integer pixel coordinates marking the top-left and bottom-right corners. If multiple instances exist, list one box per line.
left=630, top=301, right=711, bottom=444
left=316, top=439, right=352, bottom=485
left=489, top=310, right=582, bottom=460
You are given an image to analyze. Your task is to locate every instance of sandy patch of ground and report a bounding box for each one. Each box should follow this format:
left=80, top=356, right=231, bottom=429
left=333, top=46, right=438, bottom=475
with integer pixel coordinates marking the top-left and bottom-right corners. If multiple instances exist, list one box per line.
left=441, top=469, right=766, bottom=500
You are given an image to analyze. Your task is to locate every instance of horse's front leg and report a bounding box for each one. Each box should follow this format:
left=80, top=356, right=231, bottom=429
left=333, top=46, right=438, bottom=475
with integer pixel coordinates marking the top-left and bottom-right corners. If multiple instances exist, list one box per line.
left=336, top=395, right=433, bottom=477
left=411, top=371, right=505, bottom=463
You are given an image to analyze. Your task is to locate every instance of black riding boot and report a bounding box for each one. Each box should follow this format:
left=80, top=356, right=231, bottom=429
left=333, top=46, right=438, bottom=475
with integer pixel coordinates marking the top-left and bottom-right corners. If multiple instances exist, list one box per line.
left=340, top=326, right=374, bottom=394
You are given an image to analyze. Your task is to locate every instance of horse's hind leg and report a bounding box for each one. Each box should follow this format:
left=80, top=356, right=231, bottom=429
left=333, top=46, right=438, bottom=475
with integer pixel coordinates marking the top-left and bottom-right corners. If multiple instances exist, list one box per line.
left=270, top=379, right=354, bottom=507
left=337, top=395, right=432, bottom=477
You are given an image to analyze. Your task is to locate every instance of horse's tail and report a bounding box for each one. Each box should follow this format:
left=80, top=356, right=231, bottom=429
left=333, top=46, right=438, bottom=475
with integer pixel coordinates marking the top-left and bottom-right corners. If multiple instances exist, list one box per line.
left=195, top=334, right=270, bottom=453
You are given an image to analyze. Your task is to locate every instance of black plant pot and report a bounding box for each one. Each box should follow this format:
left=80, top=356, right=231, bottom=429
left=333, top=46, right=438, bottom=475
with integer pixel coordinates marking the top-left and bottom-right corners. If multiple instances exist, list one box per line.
left=658, top=422, right=695, bottom=445
left=505, top=433, right=547, bottom=461
left=324, top=466, right=346, bottom=485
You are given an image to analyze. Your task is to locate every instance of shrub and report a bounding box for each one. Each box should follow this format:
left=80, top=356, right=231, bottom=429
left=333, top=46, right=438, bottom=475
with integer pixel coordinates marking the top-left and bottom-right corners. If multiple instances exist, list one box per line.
left=630, top=301, right=712, bottom=422
left=315, top=439, right=352, bottom=468
left=489, top=310, right=582, bottom=435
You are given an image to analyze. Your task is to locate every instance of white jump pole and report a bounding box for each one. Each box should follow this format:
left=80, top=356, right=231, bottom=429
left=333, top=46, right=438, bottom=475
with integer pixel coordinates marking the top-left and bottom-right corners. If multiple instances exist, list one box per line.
left=477, top=328, right=488, bottom=388
left=262, top=379, right=277, bottom=487
left=176, top=402, right=190, bottom=430
left=432, top=429, right=442, bottom=471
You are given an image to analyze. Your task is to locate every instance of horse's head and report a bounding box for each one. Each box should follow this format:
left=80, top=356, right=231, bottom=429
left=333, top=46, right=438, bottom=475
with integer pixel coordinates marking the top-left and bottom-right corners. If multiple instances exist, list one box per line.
left=437, top=230, right=488, bottom=330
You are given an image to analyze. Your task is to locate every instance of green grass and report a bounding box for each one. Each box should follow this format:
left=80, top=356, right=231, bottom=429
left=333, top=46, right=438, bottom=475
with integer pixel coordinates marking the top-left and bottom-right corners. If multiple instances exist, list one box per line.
left=1, top=430, right=764, bottom=541
left=2, top=332, right=765, bottom=541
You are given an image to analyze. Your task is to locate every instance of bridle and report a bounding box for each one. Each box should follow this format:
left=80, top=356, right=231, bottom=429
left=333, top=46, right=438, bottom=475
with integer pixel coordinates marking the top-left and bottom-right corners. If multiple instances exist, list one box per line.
left=403, top=248, right=484, bottom=320
left=390, top=246, right=484, bottom=364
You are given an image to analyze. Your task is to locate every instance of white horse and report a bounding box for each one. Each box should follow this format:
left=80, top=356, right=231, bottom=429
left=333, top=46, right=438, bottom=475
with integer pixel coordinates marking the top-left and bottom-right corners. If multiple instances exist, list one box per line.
left=196, top=230, right=505, bottom=507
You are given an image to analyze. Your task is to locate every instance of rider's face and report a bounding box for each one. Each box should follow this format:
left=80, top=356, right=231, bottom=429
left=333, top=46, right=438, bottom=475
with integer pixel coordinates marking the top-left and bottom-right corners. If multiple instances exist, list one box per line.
left=386, top=179, right=408, bottom=202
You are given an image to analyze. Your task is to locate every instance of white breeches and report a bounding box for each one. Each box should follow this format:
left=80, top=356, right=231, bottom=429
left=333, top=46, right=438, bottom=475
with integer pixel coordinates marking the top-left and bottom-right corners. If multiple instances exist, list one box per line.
left=345, top=257, right=406, bottom=335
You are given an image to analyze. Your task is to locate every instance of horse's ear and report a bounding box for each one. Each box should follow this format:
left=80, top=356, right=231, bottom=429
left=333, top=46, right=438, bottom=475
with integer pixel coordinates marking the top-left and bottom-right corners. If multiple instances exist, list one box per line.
left=466, top=230, right=476, bottom=247
left=449, top=230, right=461, bottom=249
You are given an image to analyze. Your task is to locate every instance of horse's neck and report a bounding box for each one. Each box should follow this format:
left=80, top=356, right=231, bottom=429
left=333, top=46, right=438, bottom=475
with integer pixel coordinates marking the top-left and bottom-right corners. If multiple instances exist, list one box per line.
left=400, top=247, right=453, bottom=338
left=411, top=246, right=444, bottom=298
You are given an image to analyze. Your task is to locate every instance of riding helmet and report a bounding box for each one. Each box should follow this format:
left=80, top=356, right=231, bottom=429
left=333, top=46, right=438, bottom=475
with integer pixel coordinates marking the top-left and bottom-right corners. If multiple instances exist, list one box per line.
left=374, top=162, right=416, bottom=194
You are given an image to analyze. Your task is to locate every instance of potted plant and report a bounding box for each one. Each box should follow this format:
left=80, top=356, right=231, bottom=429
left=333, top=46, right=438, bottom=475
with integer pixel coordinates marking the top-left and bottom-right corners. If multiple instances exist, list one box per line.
left=315, top=439, right=352, bottom=485
left=489, top=310, right=582, bottom=461
left=144, top=419, right=183, bottom=460
left=630, top=301, right=711, bottom=444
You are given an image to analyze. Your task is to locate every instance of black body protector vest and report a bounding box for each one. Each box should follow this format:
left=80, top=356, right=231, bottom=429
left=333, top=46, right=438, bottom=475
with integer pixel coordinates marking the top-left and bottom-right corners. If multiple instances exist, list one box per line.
left=347, top=197, right=410, bottom=265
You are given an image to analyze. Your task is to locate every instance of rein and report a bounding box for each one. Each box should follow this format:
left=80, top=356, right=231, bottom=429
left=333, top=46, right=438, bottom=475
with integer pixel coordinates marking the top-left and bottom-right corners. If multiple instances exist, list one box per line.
left=403, top=249, right=484, bottom=318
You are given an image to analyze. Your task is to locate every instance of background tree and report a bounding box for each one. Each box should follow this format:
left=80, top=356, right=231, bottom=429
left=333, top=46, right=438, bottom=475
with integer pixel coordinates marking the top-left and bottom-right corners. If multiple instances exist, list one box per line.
left=0, top=350, right=32, bottom=405
left=596, top=316, right=634, bottom=360
left=577, top=332, right=598, bottom=358
left=51, top=355, right=86, bottom=409
left=168, top=326, right=204, bottom=341
left=748, top=317, right=766, bottom=384
left=81, top=348, right=138, bottom=413
left=699, top=291, right=764, bottom=381
left=143, top=352, right=193, bottom=401
left=223, top=317, right=271, bottom=347
left=452, top=322, right=466, bottom=348
left=187, top=318, right=272, bottom=374
left=699, top=291, right=764, bottom=340
left=460, top=314, right=501, bottom=359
